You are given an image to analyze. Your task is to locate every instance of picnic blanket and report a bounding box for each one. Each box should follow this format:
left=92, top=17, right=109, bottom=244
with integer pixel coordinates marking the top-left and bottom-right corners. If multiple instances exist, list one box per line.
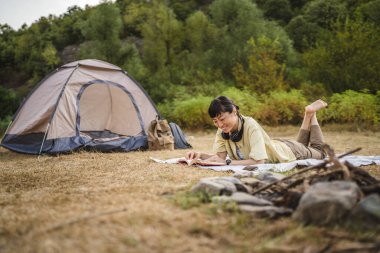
left=150, top=155, right=380, bottom=176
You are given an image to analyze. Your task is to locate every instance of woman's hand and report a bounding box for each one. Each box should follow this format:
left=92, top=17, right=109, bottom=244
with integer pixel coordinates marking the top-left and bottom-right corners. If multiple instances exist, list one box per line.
left=186, top=151, right=201, bottom=160
left=203, top=155, right=225, bottom=163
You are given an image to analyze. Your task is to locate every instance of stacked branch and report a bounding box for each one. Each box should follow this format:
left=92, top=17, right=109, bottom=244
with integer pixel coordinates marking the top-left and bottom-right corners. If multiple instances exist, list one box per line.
left=251, top=145, right=379, bottom=208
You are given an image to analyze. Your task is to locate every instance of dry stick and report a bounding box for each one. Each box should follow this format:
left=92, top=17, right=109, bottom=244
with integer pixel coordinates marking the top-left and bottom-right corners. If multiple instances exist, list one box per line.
left=30, top=207, right=128, bottom=237
left=345, top=161, right=379, bottom=184
left=251, top=147, right=362, bottom=195
left=285, top=168, right=343, bottom=190
left=305, top=169, right=343, bottom=186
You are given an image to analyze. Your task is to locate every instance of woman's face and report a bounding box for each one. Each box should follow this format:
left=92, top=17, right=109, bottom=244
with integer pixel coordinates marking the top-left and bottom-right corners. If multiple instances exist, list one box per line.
left=212, top=111, right=238, bottom=133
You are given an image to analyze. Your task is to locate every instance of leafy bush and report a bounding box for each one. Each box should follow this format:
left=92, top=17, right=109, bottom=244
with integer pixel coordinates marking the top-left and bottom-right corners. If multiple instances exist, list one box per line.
left=221, top=87, right=261, bottom=117
left=159, top=88, right=261, bottom=129
left=256, top=89, right=308, bottom=125
left=190, top=81, right=230, bottom=97
left=299, top=81, right=330, bottom=102
left=318, top=90, right=379, bottom=126
left=158, top=89, right=379, bottom=129
left=161, top=96, right=214, bottom=129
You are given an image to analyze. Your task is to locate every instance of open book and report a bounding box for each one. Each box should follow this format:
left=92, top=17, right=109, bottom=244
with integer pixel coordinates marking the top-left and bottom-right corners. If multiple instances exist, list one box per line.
left=177, top=158, right=226, bottom=166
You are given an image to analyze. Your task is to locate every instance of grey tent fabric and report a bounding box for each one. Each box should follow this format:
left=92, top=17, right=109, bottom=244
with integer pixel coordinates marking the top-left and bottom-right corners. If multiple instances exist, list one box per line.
left=1, top=59, right=160, bottom=154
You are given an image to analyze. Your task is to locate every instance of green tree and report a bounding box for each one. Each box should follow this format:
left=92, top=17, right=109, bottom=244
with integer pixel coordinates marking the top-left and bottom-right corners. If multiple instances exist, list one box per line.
left=169, top=0, right=198, bottom=21
left=262, top=0, right=294, bottom=25
left=233, top=37, right=287, bottom=93
left=79, top=2, right=123, bottom=63
left=123, top=1, right=151, bottom=36
left=119, top=42, right=147, bottom=82
left=121, top=1, right=185, bottom=101
left=356, top=0, right=380, bottom=26
left=141, top=2, right=183, bottom=72
left=42, top=42, right=60, bottom=68
left=303, top=18, right=380, bottom=92
left=303, top=0, right=348, bottom=29
left=209, top=0, right=295, bottom=76
left=13, top=22, right=60, bottom=83
left=288, top=0, right=308, bottom=10
left=0, top=24, right=15, bottom=65
left=49, top=6, right=87, bottom=50
left=0, top=24, right=16, bottom=82
left=176, top=11, right=220, bottom=85
left=0, top=86, right=18, bottom=120
left=185, top=11, right=218, bottom=53
left=286, top=15, right=321, bottom=52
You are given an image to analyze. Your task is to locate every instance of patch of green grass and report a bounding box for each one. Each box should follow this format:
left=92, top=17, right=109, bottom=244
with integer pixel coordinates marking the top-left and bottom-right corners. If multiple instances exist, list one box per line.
left=171, top=191, right=212, bottom=210
left=206, top=200, right=240, bottom=216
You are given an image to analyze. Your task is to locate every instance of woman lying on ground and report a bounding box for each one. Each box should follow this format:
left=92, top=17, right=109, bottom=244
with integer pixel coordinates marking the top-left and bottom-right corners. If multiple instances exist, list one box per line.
left=186, top=96, right=328, bottom=166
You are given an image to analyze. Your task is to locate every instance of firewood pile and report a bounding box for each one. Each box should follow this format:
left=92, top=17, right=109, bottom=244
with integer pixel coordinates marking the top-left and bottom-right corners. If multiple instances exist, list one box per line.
left=191, top=144, right=380, bottom=227
left=251, top=145, right=379, bottom=209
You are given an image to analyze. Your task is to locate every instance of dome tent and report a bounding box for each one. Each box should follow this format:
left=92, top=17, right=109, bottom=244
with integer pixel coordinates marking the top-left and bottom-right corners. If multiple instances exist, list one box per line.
left=1, top=59, right=160, bottom=154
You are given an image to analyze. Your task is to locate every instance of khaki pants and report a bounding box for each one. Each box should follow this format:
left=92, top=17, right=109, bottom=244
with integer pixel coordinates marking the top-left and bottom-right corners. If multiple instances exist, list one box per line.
left=281, top=125, right=326, bottom=160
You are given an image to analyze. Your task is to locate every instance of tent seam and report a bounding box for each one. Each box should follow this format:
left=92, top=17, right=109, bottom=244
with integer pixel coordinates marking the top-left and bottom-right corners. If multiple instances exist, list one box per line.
left=38, top=64, right=79, bottom=155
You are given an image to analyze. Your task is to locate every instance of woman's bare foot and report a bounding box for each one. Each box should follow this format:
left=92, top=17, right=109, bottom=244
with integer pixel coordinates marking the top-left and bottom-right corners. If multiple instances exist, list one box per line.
left=305, top=99, right=328, bottom=113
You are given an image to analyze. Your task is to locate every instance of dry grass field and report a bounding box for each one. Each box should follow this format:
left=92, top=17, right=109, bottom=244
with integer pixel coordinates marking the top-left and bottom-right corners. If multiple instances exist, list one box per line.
left=1, top=126, right=379, bottom=253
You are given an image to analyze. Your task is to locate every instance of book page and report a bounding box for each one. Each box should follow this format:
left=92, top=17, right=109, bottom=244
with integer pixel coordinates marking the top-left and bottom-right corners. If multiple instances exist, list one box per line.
left=177, top=158, right=225, bottom=166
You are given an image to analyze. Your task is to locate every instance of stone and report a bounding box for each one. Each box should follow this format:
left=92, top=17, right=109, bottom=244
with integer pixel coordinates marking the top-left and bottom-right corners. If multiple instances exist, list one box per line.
left=212, top=180, right=237, bottom=195
left=212, top=192, right=273, bottom=206
left=231, top=192, right=273, bottom=206
left=191, top=177, right=238, bottom=196
left=190, top=176, right=252, bottom=196
left=213, top=176, right=243, bottom=185
left=240, top=177, right=262, bottom=188
left=191, top=180, right=231, bottom=196
left=233, top=171, right=260, bottom=178
left=349, top=194, right=380, bottom=229
left=292, top=181, right=362, bottom=226
left=255, top=172, right=285, bottom=183
left=213, top=177, right=249, bottom=192
left=239, top=205, right=292, bottom=218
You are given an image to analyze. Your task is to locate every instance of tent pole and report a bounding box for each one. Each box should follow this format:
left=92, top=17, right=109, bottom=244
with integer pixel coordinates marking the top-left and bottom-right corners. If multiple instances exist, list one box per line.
left=38, top=122, right=50, bottom=157
left=3, top=120, right=13, bottom=137
left=37, top=64, right=79, bottom=158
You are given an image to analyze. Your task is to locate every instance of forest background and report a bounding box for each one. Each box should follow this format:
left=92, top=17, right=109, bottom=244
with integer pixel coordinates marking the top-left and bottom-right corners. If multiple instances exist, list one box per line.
left=0, top=0, right=379, bottom=134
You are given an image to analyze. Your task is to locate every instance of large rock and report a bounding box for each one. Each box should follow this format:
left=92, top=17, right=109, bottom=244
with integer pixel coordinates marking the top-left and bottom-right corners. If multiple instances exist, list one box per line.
left=212, top=192, right=273, bottom=206
left=292, top=181, right=362, bottom=226
left=349, top=194, right=380, bottom=229
left=191, top=179, right=229, bottom=196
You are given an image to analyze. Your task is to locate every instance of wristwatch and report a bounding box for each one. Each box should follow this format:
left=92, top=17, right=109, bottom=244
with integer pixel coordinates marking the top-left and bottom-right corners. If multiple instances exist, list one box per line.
left=225, top=158, right=232, bottom=165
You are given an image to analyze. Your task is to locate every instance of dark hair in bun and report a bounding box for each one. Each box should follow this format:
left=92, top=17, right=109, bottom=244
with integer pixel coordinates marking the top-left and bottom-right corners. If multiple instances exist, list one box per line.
left=208, top=96, right=239, bottom=118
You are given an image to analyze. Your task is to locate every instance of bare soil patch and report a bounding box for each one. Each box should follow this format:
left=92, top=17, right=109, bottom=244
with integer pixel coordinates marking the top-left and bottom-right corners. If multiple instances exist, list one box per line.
left=1, top=126, right=379, bottom=253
